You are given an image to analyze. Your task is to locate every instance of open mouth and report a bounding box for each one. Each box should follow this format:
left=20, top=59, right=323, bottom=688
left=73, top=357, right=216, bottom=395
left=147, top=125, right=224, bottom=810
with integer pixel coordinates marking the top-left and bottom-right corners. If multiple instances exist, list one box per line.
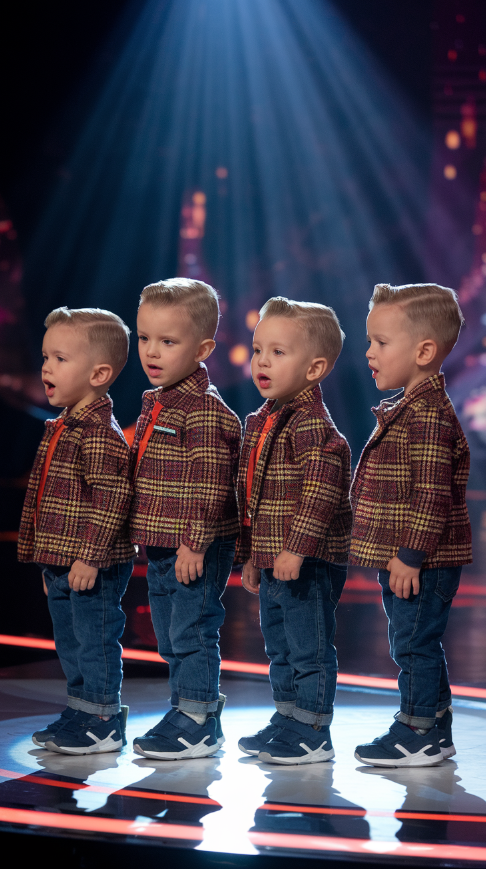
left=257, top=375, right=271, bottom=388
left=369, top=365, right=378, bottom=379
left=43, top=380, right=55, bottom=397
left=147, top=365, right=162, bottom=376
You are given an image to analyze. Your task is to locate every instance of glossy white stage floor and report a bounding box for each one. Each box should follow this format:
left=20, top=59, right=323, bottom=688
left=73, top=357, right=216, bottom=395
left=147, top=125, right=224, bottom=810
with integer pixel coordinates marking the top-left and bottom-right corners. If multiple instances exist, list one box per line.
left=1, top=675, right=486, bottom=866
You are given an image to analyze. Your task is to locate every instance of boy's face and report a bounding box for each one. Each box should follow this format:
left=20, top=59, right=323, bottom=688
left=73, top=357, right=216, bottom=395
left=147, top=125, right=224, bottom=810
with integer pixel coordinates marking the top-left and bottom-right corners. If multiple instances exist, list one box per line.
left=42, top=324, right=99, bottom=413
left=251, top=316, right=322, bottom=407
left=137, top=303, right=211, bottom=389
left=366, top=304, right=423, bottom=394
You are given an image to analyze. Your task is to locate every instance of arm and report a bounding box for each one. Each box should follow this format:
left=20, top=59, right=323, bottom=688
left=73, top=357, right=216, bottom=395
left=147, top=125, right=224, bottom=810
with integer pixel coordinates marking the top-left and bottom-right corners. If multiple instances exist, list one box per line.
left=75, top=426, right=133, bottom=567
left=284, top=419, right=348, bottom=559
left=180, top=407, right=241, bottom=553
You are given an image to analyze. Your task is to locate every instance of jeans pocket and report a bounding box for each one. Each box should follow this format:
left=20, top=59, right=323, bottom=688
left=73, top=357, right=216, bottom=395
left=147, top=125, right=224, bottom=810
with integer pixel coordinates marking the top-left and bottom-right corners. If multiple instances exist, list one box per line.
left=434, top=567, right=462, bottom=603
left=329, top=563, right=348, bottom=606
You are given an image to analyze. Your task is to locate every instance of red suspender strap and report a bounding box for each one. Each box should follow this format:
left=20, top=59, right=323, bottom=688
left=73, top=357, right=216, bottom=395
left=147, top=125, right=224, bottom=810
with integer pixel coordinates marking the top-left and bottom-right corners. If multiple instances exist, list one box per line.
left=36, top=418, right=66, bottom=516
left=244, top=415, right=275, bottom=526
left=135, top=401, right=164, bottom=470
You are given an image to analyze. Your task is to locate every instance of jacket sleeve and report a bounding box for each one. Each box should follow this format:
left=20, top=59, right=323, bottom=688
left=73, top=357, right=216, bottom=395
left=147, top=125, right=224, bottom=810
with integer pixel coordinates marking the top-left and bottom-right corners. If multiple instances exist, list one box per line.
left=75, top=426, right=133, bottom=567
left=399, top=404, right=453, bottom=555
left=284, top=418, right=348, bottom=558
left=181, top=407, right=241, bottom=552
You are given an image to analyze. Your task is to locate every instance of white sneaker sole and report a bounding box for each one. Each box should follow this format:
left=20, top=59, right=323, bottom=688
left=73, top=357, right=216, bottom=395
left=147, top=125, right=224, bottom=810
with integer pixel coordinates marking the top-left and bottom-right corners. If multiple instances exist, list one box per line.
left=259, top=744, right=335, bottom=765
left=133, top=737, right=219, bottom=760
left=440, top=743, right=456, bottom=759
left=354, top=746, right=444, bottom=768
left=32, top=736, right=49, bottom=748
left=45, top=734, right=123, bottom=755
left=237, top=743, right=260, bottom=756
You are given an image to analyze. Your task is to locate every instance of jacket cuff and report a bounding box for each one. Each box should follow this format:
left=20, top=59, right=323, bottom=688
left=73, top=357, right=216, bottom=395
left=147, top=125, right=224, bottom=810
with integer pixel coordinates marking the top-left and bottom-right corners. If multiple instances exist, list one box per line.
left=284, top=529, right=320, bottom=559
left=397, top=547, right=427, bottom=568
left=181, top=522, right=214, bottom=553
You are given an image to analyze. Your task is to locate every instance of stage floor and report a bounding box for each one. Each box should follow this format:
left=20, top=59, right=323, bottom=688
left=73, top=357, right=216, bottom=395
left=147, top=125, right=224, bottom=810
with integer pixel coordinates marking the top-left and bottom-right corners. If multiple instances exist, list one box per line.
left=1, top=671, right=486, bottom=866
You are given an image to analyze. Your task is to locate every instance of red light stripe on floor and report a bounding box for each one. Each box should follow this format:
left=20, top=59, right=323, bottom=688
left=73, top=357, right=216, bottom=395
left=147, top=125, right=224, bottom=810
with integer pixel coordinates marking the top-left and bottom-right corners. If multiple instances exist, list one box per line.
left=248, top=831, right=486, bottom=861
left=0, top=770, right=219, bottom=806
left=260, top=802, right=486, bottom=823
left=0, top=807, right=203, bottom=840
left=1, top=634, right=485, bottom=699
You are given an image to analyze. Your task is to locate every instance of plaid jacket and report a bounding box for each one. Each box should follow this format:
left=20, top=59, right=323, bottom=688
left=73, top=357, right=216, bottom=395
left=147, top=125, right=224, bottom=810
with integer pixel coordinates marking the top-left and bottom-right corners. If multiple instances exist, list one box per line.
left=129, top=364, right=241, bottom=551
left=235, top=385, right=352, bottom=568
left=18, top=396, right=135, bottom=568
left=350, top=374, right=472, bottom=569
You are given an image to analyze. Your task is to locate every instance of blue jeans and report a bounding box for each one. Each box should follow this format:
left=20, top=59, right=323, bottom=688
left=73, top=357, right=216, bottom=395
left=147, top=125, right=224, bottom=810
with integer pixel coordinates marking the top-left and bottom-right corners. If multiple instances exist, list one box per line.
left=146, top=536, right=236, bottom=715
left=259, top=558, right=347, bottom=726
left=42, top=561, right=133, bottom=716
left=379, top=566, right=462, bottom=729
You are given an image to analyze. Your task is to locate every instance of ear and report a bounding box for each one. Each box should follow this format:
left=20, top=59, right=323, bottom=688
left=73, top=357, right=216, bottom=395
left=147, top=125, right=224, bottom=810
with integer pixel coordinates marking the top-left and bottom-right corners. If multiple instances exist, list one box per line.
left=416, top=339, right=438, bottom=367
left=306, top=357, right=329, bottom=383
left=195, top=338, right=216, bottom=363
left=90, top=363, right=114, bottom=388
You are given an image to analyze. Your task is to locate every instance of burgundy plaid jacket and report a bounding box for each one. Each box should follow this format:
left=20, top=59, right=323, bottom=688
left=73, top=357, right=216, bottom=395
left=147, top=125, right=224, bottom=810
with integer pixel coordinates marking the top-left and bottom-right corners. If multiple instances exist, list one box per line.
left=18, top=396, right=135, bottom=568
left=350, top=374, right=472, bottom=569
left=129, top=365, right=241, bottom=551
left=235, top=385, right=352, bottom=568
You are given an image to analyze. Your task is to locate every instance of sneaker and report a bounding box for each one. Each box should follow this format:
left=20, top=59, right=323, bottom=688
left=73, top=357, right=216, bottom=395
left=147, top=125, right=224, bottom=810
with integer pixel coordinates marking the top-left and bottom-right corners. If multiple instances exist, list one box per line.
left=238, top=712, right=290, bottom=756
left=436, top=707, right=455, bottom=759
left=354, top=720, right=443, bottom=768
left=133, top=710, right=219, bottom=760
left=258, top=718, right=334, bottom=765
left=45, top=711, right=124, bottom=755
left=208, top=693, right=226, bottom=746
left=32, top=706, right=77, bottom=747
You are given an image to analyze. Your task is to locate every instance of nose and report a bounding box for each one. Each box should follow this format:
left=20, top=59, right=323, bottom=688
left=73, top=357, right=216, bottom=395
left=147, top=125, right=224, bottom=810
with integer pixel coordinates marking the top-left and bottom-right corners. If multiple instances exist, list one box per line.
left=146, top=340, right=159, bottom=358
left=365, top=345, right=373, bottom=359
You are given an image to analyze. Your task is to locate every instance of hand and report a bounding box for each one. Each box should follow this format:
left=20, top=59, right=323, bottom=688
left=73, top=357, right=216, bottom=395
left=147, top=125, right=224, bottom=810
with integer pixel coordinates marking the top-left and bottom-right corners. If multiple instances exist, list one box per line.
left=68, top=560, right=98, bottom=592
left=175, top=543, right=205, bottom=584
left=42, top=572, right=48, bottom=596
left=387, top=556, right=420, bottom=599
left=273, top=550, right=304, bottom=581
left=241, top=560, right=261, bottom=594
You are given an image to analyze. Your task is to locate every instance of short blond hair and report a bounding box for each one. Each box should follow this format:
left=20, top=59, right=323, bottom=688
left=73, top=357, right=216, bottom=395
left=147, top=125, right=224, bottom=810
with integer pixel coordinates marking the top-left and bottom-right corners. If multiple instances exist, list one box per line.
left=370, top=283, right=464, bottom=352
left=44, top=307, right=130, bottom=376
left=139, top=278, right=220, bottom=339
left=259, top=296, right=345, bottom=367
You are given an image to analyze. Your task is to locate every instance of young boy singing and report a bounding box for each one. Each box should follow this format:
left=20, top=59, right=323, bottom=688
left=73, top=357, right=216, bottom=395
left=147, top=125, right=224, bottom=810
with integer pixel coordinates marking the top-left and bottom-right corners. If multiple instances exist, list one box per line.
left=351, top=283, right=472, bottom=767
left=130, top=278, right=241, bottom=760
left=18, top=307, right=135, bottom=754
left=237, top=297, right=352, bottom=765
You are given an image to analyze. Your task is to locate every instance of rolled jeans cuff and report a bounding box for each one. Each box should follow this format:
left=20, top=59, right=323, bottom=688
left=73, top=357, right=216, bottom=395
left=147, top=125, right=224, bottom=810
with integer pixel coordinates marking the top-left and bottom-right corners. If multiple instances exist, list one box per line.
left=293, top=706, right=333, bottom=727
left=68, top=696, right=120, bottom=716
left=178, top=697, right=219, bottom=715
left=396, top=710, right=437, bottom=730
left=275, top=701, right=296, bottom=717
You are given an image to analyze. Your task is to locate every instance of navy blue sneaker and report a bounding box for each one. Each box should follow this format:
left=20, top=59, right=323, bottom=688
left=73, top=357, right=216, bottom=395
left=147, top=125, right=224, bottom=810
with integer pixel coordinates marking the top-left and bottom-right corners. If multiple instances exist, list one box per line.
left=208, top=693, right=226, bottom=746
left=238, top=712, right=290, bottom=756
left=258, top=718, right=334, bottom=765
left=45, top=711, right=124, bottom=755
left=133, top=710, right=219, bottom=760
left=355, top=720, right=443, bottom=767
left=436, top=707, right=455, bottom=759
left=32, top=706, right=77, bottom=748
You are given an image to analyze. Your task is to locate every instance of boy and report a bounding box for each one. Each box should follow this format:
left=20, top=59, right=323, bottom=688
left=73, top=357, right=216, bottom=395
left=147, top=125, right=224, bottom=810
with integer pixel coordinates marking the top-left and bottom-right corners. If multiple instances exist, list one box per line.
left=351, top=283, right=472, bottom=767
left=130, top=278, right=241, bottom=760
left=237, top=297, right=352, bottom=765
left=18, top=307, right=135, bottom=754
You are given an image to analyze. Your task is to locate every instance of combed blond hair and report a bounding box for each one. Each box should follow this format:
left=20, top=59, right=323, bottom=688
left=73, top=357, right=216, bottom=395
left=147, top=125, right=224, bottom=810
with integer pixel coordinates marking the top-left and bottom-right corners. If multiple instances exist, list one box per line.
left=370, top=283, right=464, bottom=352
left=44, top=307, right=130, bottom=376
left=139, top=278, right=220, bottom=339
left=259, top=296, right=345, bottom=367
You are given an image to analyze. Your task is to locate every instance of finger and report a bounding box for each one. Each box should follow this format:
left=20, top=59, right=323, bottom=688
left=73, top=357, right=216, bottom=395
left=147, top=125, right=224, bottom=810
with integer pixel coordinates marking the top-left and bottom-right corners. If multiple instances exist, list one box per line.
left=402, top=580, right=411, bottom=600
left=412, top=575, right=420, bottom=595
left=197, top=558, right=204, bottom=578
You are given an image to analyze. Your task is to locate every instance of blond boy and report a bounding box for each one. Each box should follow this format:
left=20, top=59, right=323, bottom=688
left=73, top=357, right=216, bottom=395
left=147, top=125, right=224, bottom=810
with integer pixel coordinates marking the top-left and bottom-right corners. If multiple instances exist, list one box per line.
left=351, top=283, right=472, bottom=767
left=236, top=297, right=352, bottom=765
left=130, top=278, right=241, bottom=760
left=18, top=307, right=135, bottom=754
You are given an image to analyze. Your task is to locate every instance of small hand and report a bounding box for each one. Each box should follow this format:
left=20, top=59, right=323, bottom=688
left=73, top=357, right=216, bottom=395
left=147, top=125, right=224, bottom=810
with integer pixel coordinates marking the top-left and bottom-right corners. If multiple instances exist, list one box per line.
left=68, top=560, right=98, bottom=592
left=387, top=556, right=420, bottom=599
left=42, top=572, right=48, bottom=596
left=273, top=550, right=304, bottom=581
left=241, top=560, right=261, bottom=594
left=175, top=543, right=205, bottom=584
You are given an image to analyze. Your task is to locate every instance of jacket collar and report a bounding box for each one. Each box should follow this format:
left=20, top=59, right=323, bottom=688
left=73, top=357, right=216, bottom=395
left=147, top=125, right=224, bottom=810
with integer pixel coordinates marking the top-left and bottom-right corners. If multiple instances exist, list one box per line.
left=252, top=383, right=324, bottom=424
left=46, top=395, right=113, bottom=430
left=372, top=373, right=445, bottom=429
left=142, top=364, right=209, bottom=410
